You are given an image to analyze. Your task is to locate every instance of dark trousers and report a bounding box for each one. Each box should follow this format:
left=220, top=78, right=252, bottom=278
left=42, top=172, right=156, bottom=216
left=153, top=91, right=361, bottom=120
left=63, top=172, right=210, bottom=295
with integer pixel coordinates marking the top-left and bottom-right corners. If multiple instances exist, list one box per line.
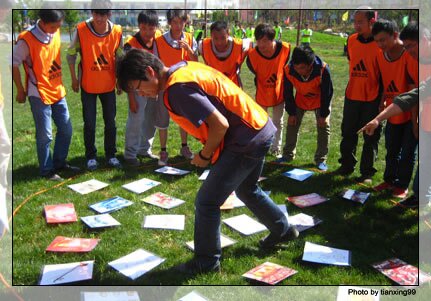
left=81, top=89, right=117, bottom=160
left=339, top=97, right=382, bottom=176
left=384, top=122, right=417, bottom=189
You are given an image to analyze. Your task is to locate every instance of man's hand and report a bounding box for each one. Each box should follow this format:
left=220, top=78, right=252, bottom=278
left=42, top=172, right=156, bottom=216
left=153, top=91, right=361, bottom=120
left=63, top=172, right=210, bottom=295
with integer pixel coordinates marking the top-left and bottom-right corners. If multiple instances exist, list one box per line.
left=191, top=153, right=210, bottom=168
left=358, top=119, right=379, bottom=135
left=288, top=115, right=297, bottom=126
left=71, top=78, right=80, bottom=93
left=16, top=88, right=27, bottom=103
left=317, top=116, right=329, bottom=128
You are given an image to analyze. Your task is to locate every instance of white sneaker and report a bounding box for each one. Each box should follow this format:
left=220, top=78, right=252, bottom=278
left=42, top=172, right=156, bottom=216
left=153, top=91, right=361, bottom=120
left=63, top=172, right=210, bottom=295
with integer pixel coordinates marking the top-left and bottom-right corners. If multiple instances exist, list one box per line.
left=158, top=151, right=169, bottom=166
left=87, top=159, right=98, bottom=171
left=108, top=157, right=122, bottom=168
left=180, top=145, right=194, bottom=159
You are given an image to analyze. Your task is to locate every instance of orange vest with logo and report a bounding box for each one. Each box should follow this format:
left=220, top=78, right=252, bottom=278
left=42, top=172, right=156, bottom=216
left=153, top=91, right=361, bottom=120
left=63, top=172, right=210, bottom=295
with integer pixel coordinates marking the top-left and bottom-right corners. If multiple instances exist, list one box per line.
left=346, top=33, right=381, bottom=102
left=377, top=50, right=415, bottom=124
left=77, top=21, right=122, bottom=94
left=163, top=61, right=269, bottom=163
left=124, top=30, right=162, bottom=53
left=201, top=38, right=244, bottom=87
left=156, top=32, right=193, bottom=67
left=420, top=63, right=431, bottom=131
left=284, top=63, right=327, bottom=111
left=248, top=41, right=290, bottom=107
left=18, top=29, right=65, bottom=105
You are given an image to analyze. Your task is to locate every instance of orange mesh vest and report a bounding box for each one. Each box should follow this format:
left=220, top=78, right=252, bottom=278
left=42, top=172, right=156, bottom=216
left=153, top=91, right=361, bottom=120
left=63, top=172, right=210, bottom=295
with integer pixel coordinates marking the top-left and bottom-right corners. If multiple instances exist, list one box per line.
left=248, top=41, right=290, bottom=107
left=18, top=29, right=65, bottom=105
left=163, top=61, right=269, bottom=163
left=156, top=32, right=193, bottom=67
left=201, top=38, right=244, bottom=86
left=378, top=50, right=416, bottom=124
left=77, top=21, right=122, bottom=94
left=345, top=33, right=381, bottom=102
left=284, top=63, right=327, bottom=111
left=420, top=63, right=431, bottom=131
left=124, top=30, right=162, bottom=53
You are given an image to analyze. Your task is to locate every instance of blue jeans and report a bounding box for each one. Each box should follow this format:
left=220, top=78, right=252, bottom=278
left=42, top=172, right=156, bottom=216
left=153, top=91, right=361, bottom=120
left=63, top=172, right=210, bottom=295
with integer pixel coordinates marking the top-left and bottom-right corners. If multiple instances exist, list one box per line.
left=194, top=136, right=289, bottom=266
left=384, top=122, right=417, bottom=189
left=29, top=97, right=72, bottom=176
left=81, top=89, right=117, bottom=160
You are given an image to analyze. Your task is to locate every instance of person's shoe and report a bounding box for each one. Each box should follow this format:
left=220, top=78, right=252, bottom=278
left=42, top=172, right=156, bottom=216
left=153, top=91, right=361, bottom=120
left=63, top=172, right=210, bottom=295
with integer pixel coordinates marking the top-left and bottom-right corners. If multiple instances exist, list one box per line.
left=270, top=149, right=282, bottom=158
left=356, top=175, right=373, bottom=185
left=392, top=187, right=409, bottom=199
left=317, top=162, right=328, bottom=171
left=373, top=181, right=394, bottom=192
left=124, top=158, right=141, bottom=167
left=138, top=152, right=159, bottom=160
left=158, top=151, right=169, bottom=166
left=107, top=157, right=122, bottom=169
left=55, top=163, right=80, bottom=173
left=259, top=225, right=299, bottom=249
left=335, top=165, right=354, bottom=176
left=43, top=172, right=64, bottom=182
left=180, top=145, right=194, bottom=159
left=174, top=258, right=221, bottom=275
left=87, top=159, right=98, bottom=171
left=397, top=195, right=418, bottom=208
left=274, top=156, right=293, bottom=164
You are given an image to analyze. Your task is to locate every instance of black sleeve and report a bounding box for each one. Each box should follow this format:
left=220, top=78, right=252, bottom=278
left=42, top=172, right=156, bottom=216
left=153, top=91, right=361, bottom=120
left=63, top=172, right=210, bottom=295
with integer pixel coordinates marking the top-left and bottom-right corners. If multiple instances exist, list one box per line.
left=319, top=65, right=333, bottom=118
left=283, top=73, right=296, bottom=115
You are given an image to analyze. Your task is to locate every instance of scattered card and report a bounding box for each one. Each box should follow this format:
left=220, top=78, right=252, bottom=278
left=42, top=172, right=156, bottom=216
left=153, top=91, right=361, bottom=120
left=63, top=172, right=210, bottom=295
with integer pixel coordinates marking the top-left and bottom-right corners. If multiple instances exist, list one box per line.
left=68, top=179, right=109, bottom=195
left=288, top=213, right=322, bottom=232
left=141, top=214, right=185, bottom=231
left=186, top=233, right=236, bottom=251
left=342, top=189, right=370, bottom=204
left=122, top=178, right=161, bottom=194
left=372, top=258, right=431, bottom=286
left=220, top=192, right=245, bottom=210
left=155, top=166, right=190, bottom=176
left=242, top=261, right=297, bottom=285
left=336, top=286, right=380, bottom=301
left=302, top=241, right=351, bottom=266
left=81, top=291, right=140, bottom=301
left=223, top=214, right=267, bottom=235
left=282, top=168, right=314, bottom=181
left=108, top=249, right=165, bottom=280
left=39, top=260, right=94, bottom=285
left=287, top=193, right=328, bottom=208
left=44, top=203, right=77, bottom=224
left=90, top=196, right=133, bottom=214
left=198, top=169, right=210, bottom=181
left=141, top=192, right=185, bottom=209
left=81, top=213, right=121, bottom=228
left=178, top=291, right=209, bottom=301
left=45, top=236, right=100, bottom=253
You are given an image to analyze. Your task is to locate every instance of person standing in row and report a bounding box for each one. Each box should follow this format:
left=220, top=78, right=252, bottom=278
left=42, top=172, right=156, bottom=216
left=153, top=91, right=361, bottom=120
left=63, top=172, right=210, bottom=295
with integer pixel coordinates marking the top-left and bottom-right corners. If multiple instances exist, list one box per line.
left=67, top=8, right=123, bottom=171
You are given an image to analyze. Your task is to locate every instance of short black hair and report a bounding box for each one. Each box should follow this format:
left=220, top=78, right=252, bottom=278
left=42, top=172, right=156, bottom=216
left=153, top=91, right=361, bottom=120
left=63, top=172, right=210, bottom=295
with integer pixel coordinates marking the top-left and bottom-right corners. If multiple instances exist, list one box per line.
left=138, top=10, right=158, bottom=26
left=400, top=21, right=418, bottom=41
left=354, top=9, right=375, bottom=21
left=166, top=9, right=188, bottom=23
left=116, top=49, right=164, bottom=92
left=38, top=10, right=64, bottom=23
left=255, top=23, right=275, bottom=41
left=372, top=19, right=399, bottom=36
left=210, top=21, right=228, bottom=33
left=291, top=45, right=315, bottom=65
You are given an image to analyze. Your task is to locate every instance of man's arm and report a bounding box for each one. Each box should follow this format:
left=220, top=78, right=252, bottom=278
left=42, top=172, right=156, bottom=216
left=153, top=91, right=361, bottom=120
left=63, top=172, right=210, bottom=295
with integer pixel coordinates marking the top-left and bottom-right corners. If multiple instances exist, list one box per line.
left=358, top=103, right=404, bottom=135
left=12, top=65, right=26, bottom=103
left=66, top=29, right=80, bottom=93
left=12, top=41, right=29, bottom=103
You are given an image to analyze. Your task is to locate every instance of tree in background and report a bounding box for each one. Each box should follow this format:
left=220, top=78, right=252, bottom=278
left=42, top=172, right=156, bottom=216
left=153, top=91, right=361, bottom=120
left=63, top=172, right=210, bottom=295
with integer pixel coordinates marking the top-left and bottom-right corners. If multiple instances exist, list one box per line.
left=64, top=1, right=80, bottom=41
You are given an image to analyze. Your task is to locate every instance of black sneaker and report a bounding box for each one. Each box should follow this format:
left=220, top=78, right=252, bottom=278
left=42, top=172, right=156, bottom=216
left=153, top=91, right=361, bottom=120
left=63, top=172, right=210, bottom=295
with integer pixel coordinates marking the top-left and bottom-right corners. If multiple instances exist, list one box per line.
left=356, top=175, right=373, bottom=185
left=55, top=163, right=80, bottom=173
left=43, top=172, right=64, bottom=182
left=174, top=259, right=221, bottom=275
left=259, top=225, right=299, bottom=249
left=335, top=166, right=354, bottom=176
left=398, top=195, right=418, bottom=208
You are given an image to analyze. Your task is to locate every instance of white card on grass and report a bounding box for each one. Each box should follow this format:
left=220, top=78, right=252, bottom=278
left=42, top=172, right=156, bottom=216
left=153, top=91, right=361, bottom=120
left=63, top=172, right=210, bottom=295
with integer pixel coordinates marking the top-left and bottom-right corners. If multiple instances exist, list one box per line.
left=288, top=213, right=322, bottom=232
left=122, top=178, right=161, bottom=194
left=81, top=213, right=121, bottom=228
left=222, top=214, right=267, bottom=235
left=302, top=241, right=351, bottom=266
left=186, top=233, right=236, bottom=251
left=81, top=291, right=140, bottom=301
left=198, top=169, right=210, bottom=180
left=141, top=192, right=185, bottom=209
left=142, top=214, right=185, bottom=230
left=89, top=196, right=133, bottom=214
left=108, top=249, right=165, bottom=280
left=155, top=166, right=190, bottom=175
left=68, top=179, right=109, bottom=195
left=39, top=260, right=94, bottom=285
left=282, top=169, right=314, bottom=181
left=178, top=291, right=209, bottom=301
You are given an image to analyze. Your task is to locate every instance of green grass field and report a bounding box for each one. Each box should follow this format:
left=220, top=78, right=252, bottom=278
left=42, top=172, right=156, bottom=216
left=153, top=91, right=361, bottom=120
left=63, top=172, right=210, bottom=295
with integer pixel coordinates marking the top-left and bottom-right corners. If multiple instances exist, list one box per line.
left=11, top=30, right=418, bottom=286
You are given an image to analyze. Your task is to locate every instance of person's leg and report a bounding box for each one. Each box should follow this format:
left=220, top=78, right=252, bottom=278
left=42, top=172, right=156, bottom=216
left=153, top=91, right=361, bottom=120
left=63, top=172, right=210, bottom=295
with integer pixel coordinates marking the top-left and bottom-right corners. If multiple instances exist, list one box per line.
left=339, top=98, right=361, bottom=173
left=383, top=122, right=402, bottom=185
left=270, top=102, right=285, bottom=155
left=138, top=96, right=157, bottom=156
left=395, top=122, right=417, bottom=189
left=282, top=108, right=305, bottom=161
left=315, top=109, right=330, bottom=165
left=155, top=94, right=170, bottom=165
left=124, top=93, right=148, bottom=160
left=81, top=89, right=98, bottom=160
left=179, top=127, right=194, bottom=159
left=99, top=90, right=117, bottom=160
left=29, top=97, right=55, bottom=176
left=50, top=98, right=72, bottom=170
